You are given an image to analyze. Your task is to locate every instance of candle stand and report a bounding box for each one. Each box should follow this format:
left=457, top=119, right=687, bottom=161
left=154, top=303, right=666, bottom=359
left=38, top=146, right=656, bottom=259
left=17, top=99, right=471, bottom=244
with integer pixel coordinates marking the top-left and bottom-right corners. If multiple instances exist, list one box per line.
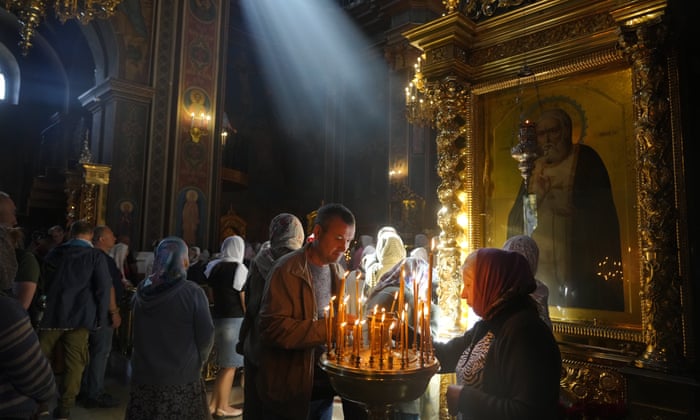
left=320, top=351, right=438, bottom=419
left=322, top=265, right=439, bottom=419
left=320, top=313, right=438, bottom=420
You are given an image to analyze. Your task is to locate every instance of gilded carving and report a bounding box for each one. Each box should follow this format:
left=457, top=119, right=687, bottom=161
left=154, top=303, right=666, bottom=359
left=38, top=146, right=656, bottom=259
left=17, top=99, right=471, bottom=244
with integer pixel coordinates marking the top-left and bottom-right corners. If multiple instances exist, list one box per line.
left=65, top=170, right=83, bottom=226
left=454, top=0, right=530, bottom=21
left=470, top=13, right=615, bottom=66
left=618, top=15, right=686, bottom=373
left=80, top=184, right=97, bottom=225
left=405, top=1, right=689, bottom=417
left=421, top=77, right=472, bottom=335
left=560, top=360, right=626, bottom=407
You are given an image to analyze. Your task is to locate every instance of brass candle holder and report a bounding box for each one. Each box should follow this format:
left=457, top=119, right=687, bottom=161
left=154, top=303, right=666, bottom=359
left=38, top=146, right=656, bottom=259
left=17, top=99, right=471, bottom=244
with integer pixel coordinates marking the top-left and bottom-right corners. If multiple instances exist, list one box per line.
left=321, top=313, right=439, bottom=419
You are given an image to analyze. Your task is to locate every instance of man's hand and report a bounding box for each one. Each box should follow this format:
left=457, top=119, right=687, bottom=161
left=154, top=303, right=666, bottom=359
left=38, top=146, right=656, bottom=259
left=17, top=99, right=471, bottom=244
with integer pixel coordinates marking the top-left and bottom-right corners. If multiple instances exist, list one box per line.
left=110, top=310, right=122, bottom=329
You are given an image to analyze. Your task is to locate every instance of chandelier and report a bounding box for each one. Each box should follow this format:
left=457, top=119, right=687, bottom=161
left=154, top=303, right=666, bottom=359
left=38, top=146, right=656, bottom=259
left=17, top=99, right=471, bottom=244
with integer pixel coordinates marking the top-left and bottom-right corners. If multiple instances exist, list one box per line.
left=3, top=0, right=123, bottom=55
left=405, top=55, right=437, bottom=125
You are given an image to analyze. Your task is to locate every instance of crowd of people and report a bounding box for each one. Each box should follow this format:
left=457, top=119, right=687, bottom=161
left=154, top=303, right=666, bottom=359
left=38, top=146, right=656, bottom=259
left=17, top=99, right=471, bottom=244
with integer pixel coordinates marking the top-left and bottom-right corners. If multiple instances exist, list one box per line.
left=1, top=192, right=562, bottom=420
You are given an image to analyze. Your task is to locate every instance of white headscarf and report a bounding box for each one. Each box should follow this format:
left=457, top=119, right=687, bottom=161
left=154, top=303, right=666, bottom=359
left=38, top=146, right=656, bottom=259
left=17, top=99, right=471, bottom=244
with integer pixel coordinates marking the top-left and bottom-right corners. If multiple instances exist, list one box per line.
left=410, top=246, right=429, bottom=263
left=366, top=232, right=405, bottom=289
left=205, top=235, right=248, bottom=291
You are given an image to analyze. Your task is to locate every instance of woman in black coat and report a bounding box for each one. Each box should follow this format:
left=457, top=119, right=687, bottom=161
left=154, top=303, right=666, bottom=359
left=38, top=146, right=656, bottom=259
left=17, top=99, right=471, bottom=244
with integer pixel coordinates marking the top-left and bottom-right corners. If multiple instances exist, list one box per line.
left=434, top=248, right=561, bottom=420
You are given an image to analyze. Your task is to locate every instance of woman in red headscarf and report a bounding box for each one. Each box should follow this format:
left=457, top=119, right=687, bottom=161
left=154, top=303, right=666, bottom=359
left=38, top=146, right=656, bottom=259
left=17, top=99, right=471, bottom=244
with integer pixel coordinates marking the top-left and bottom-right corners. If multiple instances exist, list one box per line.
left=434, top=248, right=561, bottom=419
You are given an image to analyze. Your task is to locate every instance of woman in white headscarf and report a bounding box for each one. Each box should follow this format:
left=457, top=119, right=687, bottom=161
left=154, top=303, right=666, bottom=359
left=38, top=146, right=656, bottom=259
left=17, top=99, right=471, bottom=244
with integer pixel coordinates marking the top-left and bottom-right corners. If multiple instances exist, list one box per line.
left=238, top=213, right=304, bottom=420
left=205, top=235, right=248, bottom=418
left=366, top=230, right=406, bottom=289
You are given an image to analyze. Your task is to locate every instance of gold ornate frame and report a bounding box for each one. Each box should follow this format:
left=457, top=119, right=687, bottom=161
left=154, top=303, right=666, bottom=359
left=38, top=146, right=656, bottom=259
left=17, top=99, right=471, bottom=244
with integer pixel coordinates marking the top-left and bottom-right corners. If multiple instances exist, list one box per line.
left=404, top=0, right=692, bottom=375
left=477, top=65, right=641, bottom=328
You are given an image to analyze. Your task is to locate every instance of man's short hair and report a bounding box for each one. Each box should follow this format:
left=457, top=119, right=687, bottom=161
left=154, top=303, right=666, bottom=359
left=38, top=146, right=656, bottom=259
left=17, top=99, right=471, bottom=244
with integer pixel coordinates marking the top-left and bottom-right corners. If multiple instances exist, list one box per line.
left=48, top=225, right=64, bottom=235
left=69, top=220, right=94, bottom=238
left=314, top=203, right=355, bottom=231
left=93, top=225, right=110, bottom=244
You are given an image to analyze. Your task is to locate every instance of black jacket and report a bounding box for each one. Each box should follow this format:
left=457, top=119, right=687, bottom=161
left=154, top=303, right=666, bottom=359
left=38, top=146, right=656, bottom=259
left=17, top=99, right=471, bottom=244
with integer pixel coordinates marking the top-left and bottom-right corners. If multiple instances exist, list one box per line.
left=434, top=296, right=561, bottom=420
left=39, top=239, right=112, bottom=331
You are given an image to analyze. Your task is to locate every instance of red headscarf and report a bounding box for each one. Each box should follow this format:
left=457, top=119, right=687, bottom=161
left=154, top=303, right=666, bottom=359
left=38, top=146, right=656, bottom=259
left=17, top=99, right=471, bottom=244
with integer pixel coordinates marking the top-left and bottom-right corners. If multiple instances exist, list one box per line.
left=471, top=248, right=536, bottom=319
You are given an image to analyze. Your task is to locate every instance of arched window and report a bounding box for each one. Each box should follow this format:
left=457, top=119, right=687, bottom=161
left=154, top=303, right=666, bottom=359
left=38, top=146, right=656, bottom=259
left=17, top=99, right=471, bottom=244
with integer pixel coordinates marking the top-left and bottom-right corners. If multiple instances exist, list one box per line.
left=0, top=72, right=5, bottom=101
left=0, top=42, right=20, bottom=104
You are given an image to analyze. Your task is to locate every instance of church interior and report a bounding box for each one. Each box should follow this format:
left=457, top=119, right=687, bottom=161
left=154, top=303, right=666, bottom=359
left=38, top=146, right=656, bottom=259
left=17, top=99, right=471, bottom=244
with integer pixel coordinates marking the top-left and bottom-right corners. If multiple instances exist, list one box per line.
left=0, top=0, right=698, bottom=418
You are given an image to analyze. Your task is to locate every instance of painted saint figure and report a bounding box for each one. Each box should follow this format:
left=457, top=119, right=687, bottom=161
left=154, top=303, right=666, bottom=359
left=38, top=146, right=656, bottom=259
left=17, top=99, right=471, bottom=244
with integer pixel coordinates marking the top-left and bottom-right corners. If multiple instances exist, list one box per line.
left=507, top=108, right=624, bottom=311
left=183, top=189, right=200, bottom=246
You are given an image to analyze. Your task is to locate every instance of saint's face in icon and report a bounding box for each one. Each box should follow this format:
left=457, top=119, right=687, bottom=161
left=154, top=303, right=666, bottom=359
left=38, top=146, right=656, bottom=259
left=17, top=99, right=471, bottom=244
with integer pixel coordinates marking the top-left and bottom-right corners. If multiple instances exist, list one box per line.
left=536, top=114, right=572, bottom=165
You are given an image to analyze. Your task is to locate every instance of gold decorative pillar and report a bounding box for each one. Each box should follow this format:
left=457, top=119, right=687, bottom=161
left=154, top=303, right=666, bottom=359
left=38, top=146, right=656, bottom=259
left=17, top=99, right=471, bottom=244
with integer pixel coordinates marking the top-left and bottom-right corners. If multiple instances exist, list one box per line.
left=81, top=164, right=111, bottom=226
left=615, top=6, right=686, bottom=373
left=403, top=12, right=477, bottom=337
left=403, top=14, right=484, bottom=420
left=65, top=169, right=83, bottom=227
left=64, top=163, right=111, bottom=227
left=432, top=77, right=472, bottom=336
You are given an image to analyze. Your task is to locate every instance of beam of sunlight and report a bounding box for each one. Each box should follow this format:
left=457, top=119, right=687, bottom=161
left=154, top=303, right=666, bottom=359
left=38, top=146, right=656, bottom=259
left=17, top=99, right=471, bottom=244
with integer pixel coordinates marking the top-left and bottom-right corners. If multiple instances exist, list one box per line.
left=240, top=0, right=388, bottom=135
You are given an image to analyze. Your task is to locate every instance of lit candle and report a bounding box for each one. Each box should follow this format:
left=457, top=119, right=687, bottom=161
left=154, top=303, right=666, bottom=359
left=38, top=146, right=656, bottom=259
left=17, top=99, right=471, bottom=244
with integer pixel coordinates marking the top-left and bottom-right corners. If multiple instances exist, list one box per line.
left=404, top=305, right=409, bottom=360
left=343, top=295, right=349, bottom=325
left=329, top=296, right=336, bottom=350
left=324, top=306, right=331, bottom=353
left=399, top=266, right=405, bottom=317
left=427, top=238, right=435, bottom=344
left=355, top=272, right=360, bottom=316
left=399, top=310, right=405, bottom=361
left=413, top=275, right=418, bottom=350
left=417, top=301, right=423, bottom=355
left=425, top=309, right=430, bottom=360
left=380, top=312, right=386, bottom=364
left=338, top=271, right=347, bottom=324
left=359, top=320, right=365, bottom=353
left=388, top=321, right=396, bottom=368
left=390, top=290, right=399, bottom=314
left=370, top=305, right=378, bottom=356
left=338, top=322, right=347, bottom=357
left=339, top=271, right=347, bottom=303
left=389, top=321, right=395, bottom=349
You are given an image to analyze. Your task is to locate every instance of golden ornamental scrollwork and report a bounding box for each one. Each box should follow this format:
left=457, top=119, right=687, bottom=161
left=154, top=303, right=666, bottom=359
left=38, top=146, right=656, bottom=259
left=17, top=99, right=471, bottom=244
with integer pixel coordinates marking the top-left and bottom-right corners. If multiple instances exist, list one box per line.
left=65, top=169, right=83, bottom=226
left=617, top=14, right=685, bottom=373
left=560, top=359, right=626, bottom=408
left=452, top=0, right=531, bottom=21
left=470, top=13, right=615, bottom=67
left=79, top=184, right=98, bottom=225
